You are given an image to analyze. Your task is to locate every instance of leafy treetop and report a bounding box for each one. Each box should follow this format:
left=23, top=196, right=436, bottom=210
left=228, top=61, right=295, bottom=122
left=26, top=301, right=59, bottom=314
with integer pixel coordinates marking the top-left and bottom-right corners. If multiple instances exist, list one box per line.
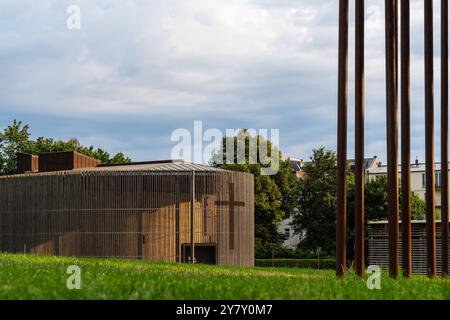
left=0, top=119, right=131, bottom=175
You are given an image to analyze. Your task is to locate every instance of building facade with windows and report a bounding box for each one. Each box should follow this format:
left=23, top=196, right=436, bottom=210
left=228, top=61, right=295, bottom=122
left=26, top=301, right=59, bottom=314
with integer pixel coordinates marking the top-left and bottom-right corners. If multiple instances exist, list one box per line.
left=366, top=159, right=447, bottom=212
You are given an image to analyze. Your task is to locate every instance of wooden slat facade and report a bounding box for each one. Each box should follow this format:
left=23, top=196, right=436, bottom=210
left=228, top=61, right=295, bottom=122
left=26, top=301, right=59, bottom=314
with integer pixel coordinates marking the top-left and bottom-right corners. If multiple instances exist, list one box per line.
left=0, top=169, right=254, bottom=266
left=368, top=221, right=450, bottom=274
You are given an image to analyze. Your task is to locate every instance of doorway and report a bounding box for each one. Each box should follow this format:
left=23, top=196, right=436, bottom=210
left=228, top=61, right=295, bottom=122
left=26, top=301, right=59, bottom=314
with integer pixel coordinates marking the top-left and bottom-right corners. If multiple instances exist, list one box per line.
left=182, top=244, right=217, bottom=265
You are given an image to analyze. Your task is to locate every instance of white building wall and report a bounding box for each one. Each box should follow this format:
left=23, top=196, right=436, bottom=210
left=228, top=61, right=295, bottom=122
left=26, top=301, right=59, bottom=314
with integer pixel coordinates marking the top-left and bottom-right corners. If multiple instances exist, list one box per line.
left=277, top=217, right=301, bottom=249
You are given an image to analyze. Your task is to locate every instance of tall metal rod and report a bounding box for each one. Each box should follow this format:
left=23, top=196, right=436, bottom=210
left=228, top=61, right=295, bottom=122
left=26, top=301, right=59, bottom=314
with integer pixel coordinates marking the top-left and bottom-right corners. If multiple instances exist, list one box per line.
left=401, top=0, right=412, bottom=278
left=441, top=0, right=449, bottom=277
left=355, top=0, right=365, bottom=278
left=425, top=0, right=437, bottom=278
left=336, top=0, right=349, bottom=277
left=385, top=0, right=399, bottom=278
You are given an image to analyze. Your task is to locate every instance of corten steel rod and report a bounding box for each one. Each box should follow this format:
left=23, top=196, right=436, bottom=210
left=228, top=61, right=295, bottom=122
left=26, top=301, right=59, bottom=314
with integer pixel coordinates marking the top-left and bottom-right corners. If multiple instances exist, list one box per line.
left=441, top=0, right=449, bottom=277
left=401, top=0, right=412, bottom=278
left=336, top=0, right=349, bottom=277
left=355, top=0, right=365, bottom=278
left=385, top=0, right=399, bottom=278
left=424, top=0, right=437, bottom=277
left=395, top=0, right=399, bottom=97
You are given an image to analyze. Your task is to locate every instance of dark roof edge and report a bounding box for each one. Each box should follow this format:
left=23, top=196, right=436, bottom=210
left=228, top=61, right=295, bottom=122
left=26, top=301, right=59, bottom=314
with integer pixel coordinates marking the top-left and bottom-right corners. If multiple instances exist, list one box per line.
left=98, top=159, right=183, bottom=168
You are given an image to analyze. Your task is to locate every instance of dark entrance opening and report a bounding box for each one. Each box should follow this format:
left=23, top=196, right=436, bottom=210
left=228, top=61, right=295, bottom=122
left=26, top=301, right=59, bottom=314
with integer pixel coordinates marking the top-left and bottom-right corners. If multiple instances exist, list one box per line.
left=182, top=244, right=217, bottom=265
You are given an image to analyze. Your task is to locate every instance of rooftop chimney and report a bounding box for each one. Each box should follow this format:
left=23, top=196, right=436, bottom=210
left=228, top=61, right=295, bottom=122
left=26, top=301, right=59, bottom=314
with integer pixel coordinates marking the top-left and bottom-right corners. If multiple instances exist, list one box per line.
left=38, top=151, right=101, bottom=172
left=16, top=151, right=101, bottom=174
left=16, top=153, right=39, bottom=174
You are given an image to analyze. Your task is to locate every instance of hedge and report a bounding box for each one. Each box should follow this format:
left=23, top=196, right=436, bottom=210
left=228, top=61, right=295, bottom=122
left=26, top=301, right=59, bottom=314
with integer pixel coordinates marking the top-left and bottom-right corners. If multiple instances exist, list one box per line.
left=255, top=259, right=335, bottom=270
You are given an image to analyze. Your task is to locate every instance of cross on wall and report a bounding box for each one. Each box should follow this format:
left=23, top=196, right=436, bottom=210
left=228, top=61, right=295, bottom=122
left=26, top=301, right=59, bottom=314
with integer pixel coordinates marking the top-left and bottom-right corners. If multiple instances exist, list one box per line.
left=215, top=182, right=245, bottom=250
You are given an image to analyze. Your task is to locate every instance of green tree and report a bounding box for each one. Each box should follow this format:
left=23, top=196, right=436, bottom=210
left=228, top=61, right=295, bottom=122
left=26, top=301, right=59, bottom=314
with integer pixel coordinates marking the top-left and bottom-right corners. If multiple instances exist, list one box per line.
left=0, top=120, right=32, bottom=175
left=24, top=137, right=131, bottom=165
left=292, top=147, right=349, bottom=255
left=410, top=192, right=426, bottom=220
left=211, top=130, right=298, bottom=258
left=293, top=148, right=427, bottom=258
left=0, top=120, right=131, bottom=175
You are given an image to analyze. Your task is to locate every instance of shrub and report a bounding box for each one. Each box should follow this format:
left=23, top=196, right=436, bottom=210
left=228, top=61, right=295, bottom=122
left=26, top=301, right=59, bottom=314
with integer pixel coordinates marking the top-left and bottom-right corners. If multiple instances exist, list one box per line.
left=255, top=259, right=335, bottom=270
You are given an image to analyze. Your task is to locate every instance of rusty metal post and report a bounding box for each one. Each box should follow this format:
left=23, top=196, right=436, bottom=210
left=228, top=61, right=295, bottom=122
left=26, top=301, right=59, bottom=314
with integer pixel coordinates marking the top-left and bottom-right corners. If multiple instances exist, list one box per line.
left=425, top=0, right=437, bottom=278
left=336, top=0, right=349, bottom=277
left=385, top=0, right=399, bottom=278
left=401, top=0, right=412, bottom=278
left=441, top=0, right=449, bottom=277
left=355, top=0, right=365, bottom=278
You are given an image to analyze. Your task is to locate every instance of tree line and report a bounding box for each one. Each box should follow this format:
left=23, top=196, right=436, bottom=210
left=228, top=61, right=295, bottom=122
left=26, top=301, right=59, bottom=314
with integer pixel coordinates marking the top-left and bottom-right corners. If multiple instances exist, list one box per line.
left=0, top=119, right=130, bottom=175
left=212, top=131, right=426, bottom=260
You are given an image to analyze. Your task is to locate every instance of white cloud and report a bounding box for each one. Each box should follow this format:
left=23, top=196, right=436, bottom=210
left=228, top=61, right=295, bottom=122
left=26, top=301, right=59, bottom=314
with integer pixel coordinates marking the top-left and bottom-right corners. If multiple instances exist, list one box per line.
left=0, top=0, right=332, bottom=118
left=0, top=0, right=444, bottom=162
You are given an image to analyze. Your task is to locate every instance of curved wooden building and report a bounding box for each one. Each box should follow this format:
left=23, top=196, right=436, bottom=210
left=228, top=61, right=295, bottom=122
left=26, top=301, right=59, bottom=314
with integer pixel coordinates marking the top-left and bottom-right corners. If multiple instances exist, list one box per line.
left=0, top=152, right=254, bottom=266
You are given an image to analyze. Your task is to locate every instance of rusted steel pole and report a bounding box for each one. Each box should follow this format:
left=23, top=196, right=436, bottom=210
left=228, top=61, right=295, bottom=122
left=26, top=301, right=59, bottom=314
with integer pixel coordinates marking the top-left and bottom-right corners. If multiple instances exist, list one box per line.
left=425, top=0, right=437, bottom=278
left=395, top=0, right=399, bottom=97
left=355, top=0, right=365, bottom=278
left=385, top=0, right=399, bottom=278
left=401, top=0, right=412, bottom=278
left=441, top=0, right=449, bottom=277
left=336, top=0, right=349, bottom=277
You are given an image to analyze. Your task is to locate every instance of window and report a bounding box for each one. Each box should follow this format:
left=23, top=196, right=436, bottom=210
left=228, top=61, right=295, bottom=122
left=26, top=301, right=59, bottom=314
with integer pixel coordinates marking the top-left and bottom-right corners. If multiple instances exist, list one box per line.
left=285, top=228, right=290, bottom=238
left=422, top=172, right=442, bottom=188
left=436, top=172, right=442, bottom=188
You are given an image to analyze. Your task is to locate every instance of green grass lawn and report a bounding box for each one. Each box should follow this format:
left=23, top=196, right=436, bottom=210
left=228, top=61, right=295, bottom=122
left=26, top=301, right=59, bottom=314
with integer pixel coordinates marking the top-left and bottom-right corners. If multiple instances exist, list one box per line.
left=0, top=253, right=449, bottom=300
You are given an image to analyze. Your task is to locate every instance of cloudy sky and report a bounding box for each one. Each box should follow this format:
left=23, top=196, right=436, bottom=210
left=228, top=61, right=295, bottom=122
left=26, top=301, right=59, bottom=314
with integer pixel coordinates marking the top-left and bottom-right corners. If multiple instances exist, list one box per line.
left=0, top=0, right=447, bottom=163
